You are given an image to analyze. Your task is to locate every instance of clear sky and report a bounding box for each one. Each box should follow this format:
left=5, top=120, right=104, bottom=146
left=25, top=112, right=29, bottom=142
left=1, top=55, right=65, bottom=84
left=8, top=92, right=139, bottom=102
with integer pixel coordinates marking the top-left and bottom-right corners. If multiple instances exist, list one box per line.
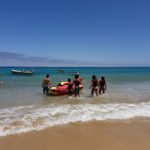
left=0, top=0, right=150, bottom=66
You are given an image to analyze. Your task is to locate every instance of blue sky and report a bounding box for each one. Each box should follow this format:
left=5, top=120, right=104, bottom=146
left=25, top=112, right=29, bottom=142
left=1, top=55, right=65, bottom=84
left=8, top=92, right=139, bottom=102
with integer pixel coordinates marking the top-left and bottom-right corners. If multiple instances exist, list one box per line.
left=0, top=0, right=150, bottom=66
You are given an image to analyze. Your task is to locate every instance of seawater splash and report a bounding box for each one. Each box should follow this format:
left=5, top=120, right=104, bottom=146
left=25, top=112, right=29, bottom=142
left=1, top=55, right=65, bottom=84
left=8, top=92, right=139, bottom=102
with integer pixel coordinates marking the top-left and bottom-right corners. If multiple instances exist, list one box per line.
left=1, top=102, right=150, bottom=136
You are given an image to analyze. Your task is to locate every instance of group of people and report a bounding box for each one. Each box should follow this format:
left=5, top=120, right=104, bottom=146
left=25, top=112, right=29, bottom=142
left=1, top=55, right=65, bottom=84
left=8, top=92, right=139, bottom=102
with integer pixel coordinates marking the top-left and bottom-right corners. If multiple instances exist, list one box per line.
left=90, top=75, right=106, bottom=96
left=67, top=74, right=82, bottom=97
left=42, top=74, right=106, bottom=97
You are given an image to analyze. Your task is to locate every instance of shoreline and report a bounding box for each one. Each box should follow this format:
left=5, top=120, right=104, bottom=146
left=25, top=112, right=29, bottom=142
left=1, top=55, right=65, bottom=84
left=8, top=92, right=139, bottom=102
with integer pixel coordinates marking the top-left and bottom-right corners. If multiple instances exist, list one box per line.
left=0, top=119, right=150, bottom=150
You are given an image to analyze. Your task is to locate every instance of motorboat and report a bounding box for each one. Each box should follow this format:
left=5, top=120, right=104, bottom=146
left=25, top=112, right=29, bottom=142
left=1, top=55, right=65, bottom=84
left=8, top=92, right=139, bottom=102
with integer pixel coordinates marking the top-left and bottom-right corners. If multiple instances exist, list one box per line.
left=11, top=69, right=33, bottom=75
left=56, top=70, right=65, bottom=73
left=67, top=72, right=79, bottom=76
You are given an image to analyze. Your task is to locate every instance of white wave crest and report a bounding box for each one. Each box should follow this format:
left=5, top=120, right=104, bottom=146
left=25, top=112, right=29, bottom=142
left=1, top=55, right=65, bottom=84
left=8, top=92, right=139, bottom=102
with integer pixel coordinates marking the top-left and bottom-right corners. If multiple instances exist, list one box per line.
left=0, top=102, right=150, bottom=136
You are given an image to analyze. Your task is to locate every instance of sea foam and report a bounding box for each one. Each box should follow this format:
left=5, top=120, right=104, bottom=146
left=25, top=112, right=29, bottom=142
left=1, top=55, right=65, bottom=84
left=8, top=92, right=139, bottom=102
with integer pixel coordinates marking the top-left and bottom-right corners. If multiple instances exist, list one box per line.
left=1, top=102, right=150, bottom=136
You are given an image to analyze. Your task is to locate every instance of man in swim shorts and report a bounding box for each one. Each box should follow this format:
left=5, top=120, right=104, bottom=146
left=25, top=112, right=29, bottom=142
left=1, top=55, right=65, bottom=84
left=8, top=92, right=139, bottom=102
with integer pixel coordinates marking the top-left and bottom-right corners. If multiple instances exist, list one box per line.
left=73, top=74, right=81, bottom=97
left=42, top=74, right=52, bottom=95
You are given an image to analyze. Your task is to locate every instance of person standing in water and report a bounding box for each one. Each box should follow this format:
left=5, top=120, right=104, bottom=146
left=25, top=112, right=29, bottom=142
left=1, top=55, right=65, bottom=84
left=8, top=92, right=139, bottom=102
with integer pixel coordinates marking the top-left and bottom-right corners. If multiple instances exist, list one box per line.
left=67, top=78, right=73, bottom=97
left=42, top=74, right=52, bottom=95
left=99, top=76, right=107, bottom=95
left=90, top=75, right=98, bottom=96
left=73, top=74, right=81, bottom=97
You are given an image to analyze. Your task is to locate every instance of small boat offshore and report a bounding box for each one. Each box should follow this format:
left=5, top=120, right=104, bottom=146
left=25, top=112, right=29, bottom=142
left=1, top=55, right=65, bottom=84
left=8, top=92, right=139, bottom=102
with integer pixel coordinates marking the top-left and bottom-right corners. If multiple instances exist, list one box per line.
left=11, top=69, right=34, bottom=75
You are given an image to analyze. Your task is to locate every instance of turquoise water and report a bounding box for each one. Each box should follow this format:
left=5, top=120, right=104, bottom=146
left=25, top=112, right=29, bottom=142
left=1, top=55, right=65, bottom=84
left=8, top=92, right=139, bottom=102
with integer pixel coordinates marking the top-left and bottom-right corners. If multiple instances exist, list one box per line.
left=0, top=67, right=150, bottom=136
left=0, top=67, right=150, bottom=107
left=1, top=67, right=150, bottom=88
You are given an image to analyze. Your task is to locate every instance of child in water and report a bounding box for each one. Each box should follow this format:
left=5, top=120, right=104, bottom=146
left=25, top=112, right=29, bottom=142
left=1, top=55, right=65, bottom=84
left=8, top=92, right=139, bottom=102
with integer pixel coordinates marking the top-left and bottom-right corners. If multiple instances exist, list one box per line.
left=73, top=74, right=81, bottom=97
left=99, top=76, right=107, bottom=95
left=90, top=75, right=98, bottom=96
left=67, top=78, right=73, bottom=97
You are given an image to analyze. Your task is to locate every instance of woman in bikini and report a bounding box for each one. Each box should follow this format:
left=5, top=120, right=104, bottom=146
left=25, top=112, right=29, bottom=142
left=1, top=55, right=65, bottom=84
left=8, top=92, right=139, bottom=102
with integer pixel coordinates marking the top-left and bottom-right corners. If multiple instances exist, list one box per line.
left=91, top=75, right=98, bottom=96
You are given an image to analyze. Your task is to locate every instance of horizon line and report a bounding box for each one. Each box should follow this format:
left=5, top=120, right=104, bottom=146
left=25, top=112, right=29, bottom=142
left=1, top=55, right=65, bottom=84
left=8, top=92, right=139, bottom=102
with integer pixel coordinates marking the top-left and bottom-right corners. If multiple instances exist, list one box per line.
left=0, top=66, right=150, bottom=68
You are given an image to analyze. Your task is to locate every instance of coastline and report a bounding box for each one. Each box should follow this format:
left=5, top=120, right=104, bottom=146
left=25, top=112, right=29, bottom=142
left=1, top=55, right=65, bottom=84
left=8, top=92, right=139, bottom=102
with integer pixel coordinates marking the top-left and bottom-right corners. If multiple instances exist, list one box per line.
left=0, top=119, right=150, bottom=150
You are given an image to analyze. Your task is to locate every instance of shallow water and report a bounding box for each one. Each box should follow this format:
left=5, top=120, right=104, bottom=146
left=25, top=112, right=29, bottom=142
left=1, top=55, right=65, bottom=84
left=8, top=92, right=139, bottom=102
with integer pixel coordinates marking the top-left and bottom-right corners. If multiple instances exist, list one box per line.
left=0, top=67, right=150, bottom=136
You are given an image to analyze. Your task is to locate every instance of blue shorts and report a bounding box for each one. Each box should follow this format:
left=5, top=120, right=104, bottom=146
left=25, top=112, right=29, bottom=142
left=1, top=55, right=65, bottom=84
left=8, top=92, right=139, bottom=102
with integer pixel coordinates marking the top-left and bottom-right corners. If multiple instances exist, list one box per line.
left=43, top=86, right=49, bottom=94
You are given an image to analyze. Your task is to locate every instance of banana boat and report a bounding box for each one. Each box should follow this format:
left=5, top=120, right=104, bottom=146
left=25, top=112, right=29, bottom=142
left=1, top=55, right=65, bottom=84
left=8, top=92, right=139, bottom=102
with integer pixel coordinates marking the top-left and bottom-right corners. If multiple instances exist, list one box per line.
left=49, top=82, right=83, bottom=96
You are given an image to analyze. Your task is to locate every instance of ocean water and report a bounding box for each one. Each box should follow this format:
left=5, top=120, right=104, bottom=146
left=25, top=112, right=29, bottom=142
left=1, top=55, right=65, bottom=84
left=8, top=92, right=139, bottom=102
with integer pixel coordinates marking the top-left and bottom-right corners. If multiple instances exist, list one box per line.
left=0, top=67, right=150, bottom=136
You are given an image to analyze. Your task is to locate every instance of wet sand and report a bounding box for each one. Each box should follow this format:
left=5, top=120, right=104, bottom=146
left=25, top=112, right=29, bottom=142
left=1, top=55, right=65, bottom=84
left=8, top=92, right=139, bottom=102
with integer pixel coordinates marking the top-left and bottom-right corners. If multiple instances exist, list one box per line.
left=0, top=120, right=150, bottom=150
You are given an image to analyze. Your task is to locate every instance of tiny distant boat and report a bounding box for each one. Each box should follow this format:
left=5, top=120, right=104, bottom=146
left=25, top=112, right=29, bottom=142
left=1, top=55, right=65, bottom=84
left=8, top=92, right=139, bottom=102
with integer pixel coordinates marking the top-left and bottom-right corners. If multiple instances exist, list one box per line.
left=49, top=81, right=83, bottom=96
left=11, top=69, right=33, bottom=75
left=67, top=72, right=79, bottom=76
left=56, top=70, right=65, bottom=73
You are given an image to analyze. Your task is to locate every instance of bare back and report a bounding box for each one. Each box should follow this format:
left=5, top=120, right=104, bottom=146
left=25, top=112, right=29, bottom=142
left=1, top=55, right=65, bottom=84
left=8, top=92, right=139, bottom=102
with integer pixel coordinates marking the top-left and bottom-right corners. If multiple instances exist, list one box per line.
left=43, top=78, right=50, bottom=86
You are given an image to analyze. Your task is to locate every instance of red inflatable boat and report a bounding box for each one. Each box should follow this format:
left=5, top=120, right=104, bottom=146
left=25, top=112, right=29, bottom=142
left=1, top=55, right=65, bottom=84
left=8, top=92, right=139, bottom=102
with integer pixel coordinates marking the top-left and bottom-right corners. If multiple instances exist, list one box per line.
left=49, top=82, right=83, bottom=96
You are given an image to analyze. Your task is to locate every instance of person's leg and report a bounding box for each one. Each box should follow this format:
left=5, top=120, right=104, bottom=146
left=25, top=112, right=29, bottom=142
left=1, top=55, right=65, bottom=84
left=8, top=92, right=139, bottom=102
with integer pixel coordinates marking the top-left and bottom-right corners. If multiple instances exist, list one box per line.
left=91, top=87, right=94, bottom=96
left=75, top=87, right=77, bottom=97
left=101, top=86, right=105, bottom=94
left=78, top=87, right=80, bottom=97
left=103, top=88, right=105, bottom=94
left=75, top=87, right=80, bottom=97
left=95, top=88, right=98, bottom=96
left=68, top=90, right=70, bottom=96
left=68, top=89, right=72, bottom=96
left=43, top=87, right=46, bottom=94
left=46, top=87, right=49, bottom=95
left=70, top=90, right=72, bottom=96
left=99, top=87, right=102, bottom=95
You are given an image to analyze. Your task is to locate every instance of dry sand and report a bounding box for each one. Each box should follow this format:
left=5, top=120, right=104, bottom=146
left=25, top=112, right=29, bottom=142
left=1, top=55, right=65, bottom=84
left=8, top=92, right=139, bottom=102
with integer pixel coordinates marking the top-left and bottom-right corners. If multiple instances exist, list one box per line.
left=0, top=120, right=150, bottom=150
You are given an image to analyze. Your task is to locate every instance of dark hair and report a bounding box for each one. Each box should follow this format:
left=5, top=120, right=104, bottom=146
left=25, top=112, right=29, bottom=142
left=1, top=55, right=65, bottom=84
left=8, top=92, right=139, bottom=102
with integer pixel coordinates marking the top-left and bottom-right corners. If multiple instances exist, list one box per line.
left=75, top=74, right=79, bottom=79
left=46, top=74, right=49, bottom=78
left=92, top=75, right=97, bottom=80
left=68, top=78, right=71, bottom=82
left=101, top=76, right=105, bottom=81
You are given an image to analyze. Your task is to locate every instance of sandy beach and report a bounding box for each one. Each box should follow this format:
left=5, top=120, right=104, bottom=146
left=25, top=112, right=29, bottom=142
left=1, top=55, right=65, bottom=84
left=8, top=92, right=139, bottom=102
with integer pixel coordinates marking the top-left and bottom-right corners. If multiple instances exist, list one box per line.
left=0, top=120, right=150, bottom=150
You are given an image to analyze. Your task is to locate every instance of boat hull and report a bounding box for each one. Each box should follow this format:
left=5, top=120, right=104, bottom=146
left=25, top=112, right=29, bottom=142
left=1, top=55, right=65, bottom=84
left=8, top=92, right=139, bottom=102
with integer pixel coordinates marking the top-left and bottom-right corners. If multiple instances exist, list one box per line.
left=11, top=70, right=33, bottom=75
